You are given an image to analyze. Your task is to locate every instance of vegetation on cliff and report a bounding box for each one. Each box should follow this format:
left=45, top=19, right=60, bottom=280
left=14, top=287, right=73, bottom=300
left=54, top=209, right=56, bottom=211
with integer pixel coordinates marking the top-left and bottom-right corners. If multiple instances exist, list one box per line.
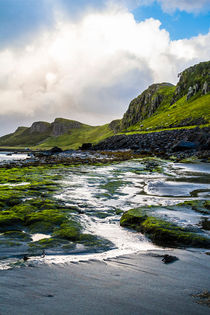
left=120, top=61, right=210, bottom=132
left=0, top=119, right=114, bottom=150
left=0, top=60, right=209, bottom=149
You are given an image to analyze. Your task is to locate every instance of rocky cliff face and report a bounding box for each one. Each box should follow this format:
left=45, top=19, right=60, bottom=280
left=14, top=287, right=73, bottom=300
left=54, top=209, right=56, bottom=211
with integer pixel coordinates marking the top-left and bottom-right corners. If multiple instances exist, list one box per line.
left=172, top=61, right=210, bottom=103
left=29, top=122, right=51, bottom=134
left=120, top=61, right=210, bottom=131
left=51, top=118, right=82, bottom=137
left=109, top=119, right=121, bottom=133
left=121, top=83, right=174, bottom=130
left=28, top=118, right=83, bottom=136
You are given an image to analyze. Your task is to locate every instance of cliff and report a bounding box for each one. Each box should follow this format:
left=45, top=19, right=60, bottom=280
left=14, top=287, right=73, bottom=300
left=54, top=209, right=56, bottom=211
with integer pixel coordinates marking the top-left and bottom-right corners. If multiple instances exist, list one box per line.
left=120, top=60, right=210, bottom=131
left=0, top=60, right=209, bottom=149
left=0, top=118, right=85, bottom=147
left=121, top=83, right=174, bottom=130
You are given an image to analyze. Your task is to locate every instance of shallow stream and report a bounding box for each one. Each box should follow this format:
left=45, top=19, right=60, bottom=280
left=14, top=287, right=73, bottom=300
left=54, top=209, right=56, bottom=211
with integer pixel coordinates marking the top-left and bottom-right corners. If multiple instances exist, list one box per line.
left=0, top=157, right=210, bottom=269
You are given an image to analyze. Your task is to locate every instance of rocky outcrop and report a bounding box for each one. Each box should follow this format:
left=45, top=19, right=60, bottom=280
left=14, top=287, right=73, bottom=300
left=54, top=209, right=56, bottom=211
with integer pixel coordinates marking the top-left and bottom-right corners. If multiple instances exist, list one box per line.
left=202, top=81, right=209, bottom=95
left=51, top=118, right=82, bottom=136
left=120, top=61, right=209, bottom=131
left=80, top=143, right=92, bottom=150
left=29, top=122, right=51, bottom=134
left=0, top=117, right=87, bottom=147
left=109, top=119, right=121, bottom=133
left=172, top=61, right=210, bottom=103
left=93, top=127, right=210, bottom=158
left=28, top=118, right=83, bottom=137
left=121, top=83, right=174, bottom=130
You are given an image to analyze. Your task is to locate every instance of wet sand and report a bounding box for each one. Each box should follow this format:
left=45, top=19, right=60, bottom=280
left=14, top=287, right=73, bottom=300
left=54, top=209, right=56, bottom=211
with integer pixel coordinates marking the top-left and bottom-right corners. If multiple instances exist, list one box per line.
left=0, top=249, right=209, bottom=315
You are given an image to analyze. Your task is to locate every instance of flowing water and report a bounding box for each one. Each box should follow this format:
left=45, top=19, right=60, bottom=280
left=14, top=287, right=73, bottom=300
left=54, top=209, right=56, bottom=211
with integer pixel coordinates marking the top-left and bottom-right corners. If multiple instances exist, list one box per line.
left=0, top=152, right=29, bottom=163
left=0, top=157, right=210, bottom=269
left=33, top=159, right=210, bottom=265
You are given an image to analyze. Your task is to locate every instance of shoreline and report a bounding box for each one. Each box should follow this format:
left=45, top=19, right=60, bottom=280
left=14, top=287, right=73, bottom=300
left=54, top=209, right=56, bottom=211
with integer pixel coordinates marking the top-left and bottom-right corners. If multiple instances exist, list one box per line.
left=0, top=126, right=209, bottom=162
left=0, top=248, right=209, bottom=314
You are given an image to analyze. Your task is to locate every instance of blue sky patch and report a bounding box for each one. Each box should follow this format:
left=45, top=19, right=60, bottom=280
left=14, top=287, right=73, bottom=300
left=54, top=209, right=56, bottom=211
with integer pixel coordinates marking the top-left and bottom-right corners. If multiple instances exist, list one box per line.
left=0, top=0, right=209, bottom=46
left=132, top=2, right=210, bottom=40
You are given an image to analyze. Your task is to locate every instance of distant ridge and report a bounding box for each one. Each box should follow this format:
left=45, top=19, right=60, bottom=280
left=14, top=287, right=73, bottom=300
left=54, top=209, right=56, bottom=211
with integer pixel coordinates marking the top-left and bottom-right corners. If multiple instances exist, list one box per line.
left=0, top=60, right=209, bottom=149
left=0, top=117, right=113, bottom=149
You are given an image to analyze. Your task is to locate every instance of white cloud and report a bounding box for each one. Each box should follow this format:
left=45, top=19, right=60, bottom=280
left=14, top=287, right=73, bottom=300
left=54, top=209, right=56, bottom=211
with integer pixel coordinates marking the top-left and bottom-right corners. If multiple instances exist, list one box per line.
left=0, top=4, right=209, bottom=134
left=157, top=0, right=210, bottom=13
left=130, top=0, right=210, bottom=13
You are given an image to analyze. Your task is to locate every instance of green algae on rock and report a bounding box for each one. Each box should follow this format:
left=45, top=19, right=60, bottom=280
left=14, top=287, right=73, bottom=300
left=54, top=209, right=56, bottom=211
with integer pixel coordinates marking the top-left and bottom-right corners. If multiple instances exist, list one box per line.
left=29, top=237, right=69, bottom=251
left=200, top=218, right=210, bottom=231
left=0, top=166, right=78, bottom=252
left=120, top=208, right=210, bottom=248
left=78, top=234, right=114, bottom=250
left=53, top=221, right=82, bottom=241
left=177, top=200, right=210, bottom=214
left=0, top=164, right=117, bottom=255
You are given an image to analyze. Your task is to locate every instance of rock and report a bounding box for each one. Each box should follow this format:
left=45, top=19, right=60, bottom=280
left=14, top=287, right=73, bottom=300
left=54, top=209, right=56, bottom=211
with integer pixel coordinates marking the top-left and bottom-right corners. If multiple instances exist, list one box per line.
left=187, top=86, right=194, bottom=100
left=49, top=146, right=63, bottom=154
left=193, top=83, right=199, bottom=94
left=29, top=121, right=51, bottom=134
left=162, top=254, right=178, bottom=264
left=93, top=127, right=210, bottom=160
left=109, top=119, right=121, bottom=133
left=200, top=218, right=210, bottom=231
left=172, top=141, right=198, bottom=152
left=80, top=143, right=93, bottom=150
left=51, top=118, right=82, bottom=136
left=131, top=144, right=140, bottom=151
left=173, top=61, right=210, bottom=103
left=202, top=81, right=208, bottom=95
left=23, top=255, right=30, bottom=261
left=121, top=83, right=174, bottom=130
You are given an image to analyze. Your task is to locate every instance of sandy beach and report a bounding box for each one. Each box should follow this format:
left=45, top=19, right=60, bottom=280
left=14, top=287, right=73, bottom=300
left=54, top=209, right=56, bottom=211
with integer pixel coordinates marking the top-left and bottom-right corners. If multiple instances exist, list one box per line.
left=0, top=248, right=209, bottom=315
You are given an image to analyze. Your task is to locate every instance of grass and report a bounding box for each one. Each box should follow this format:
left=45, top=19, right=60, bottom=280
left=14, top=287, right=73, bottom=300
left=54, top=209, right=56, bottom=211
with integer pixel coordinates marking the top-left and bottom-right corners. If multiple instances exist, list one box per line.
left=120, top=84, right=176, bottom=130
left=35, top=124, right=114, bottom=150
left=0, top=126, right=51, bottom=146
left=119, top=124, right=210, bottom=136
left=0, top=119, right=114, bottom=150
left=0, top=64, right=209, bottom=149
left=123, top=93, right=210, bottom=132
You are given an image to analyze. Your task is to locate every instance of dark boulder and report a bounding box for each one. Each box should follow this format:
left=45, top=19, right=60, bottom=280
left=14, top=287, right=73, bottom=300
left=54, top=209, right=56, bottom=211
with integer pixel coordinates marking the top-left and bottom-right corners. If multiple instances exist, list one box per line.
left=131, top=144, right=140, bottom=151
left=80, top=143, right=93, bottom=150
left=172, top=141, right=198, bottom=152
left=162, top=254, right=178, bottom=264
left=49, top=146, right=63, bottom=154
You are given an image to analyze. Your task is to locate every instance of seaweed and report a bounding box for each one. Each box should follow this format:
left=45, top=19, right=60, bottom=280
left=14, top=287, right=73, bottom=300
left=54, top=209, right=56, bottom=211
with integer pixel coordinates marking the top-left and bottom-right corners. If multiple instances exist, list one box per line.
left=120, top=208, right=210, bottom=248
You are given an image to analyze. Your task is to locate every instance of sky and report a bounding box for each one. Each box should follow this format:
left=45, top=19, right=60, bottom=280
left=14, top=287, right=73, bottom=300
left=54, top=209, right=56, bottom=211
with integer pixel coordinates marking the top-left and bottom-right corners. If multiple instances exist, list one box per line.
left=0, top=0, right=209, bottom=136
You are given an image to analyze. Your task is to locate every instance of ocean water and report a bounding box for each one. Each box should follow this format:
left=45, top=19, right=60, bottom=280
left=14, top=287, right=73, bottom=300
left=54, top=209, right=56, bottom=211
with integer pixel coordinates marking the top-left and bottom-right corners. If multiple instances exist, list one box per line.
left=0, top=152, right=29, bottom=163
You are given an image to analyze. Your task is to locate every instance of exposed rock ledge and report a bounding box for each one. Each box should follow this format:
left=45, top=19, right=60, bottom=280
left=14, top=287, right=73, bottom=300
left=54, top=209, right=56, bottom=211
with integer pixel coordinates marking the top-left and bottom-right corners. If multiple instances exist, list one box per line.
left=92, top=127, right=210, bottom=159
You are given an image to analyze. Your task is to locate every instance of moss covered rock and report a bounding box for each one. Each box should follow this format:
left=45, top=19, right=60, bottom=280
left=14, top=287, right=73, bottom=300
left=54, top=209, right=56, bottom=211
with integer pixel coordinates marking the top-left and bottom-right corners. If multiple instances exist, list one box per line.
left=3, top=230, right=31, bottom=241
left=120, top=209, right=147, bottom=230
left=53, top=221, right=82, bottom=241
left=177, top=200, right=210, bottom=214
left=120, top=209, right=210, bottom=248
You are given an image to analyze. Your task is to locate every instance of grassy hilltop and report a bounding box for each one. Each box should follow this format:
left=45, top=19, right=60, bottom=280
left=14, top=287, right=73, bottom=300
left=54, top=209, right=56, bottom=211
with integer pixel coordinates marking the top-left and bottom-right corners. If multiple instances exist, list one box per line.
left=0, top=61, right=209, bottom=150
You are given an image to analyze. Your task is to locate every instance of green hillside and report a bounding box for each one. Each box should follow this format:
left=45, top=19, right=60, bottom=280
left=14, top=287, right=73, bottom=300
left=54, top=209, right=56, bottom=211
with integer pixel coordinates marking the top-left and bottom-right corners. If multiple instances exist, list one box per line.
left=0, top=60, right=209, bottom=150
left=0, top=119, right=114, bottom=150
left=122, top=91, right=210, bottom=133
left=120, top=60, right=210, bottom=133
left=36, top=124, right=114, bottom=150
